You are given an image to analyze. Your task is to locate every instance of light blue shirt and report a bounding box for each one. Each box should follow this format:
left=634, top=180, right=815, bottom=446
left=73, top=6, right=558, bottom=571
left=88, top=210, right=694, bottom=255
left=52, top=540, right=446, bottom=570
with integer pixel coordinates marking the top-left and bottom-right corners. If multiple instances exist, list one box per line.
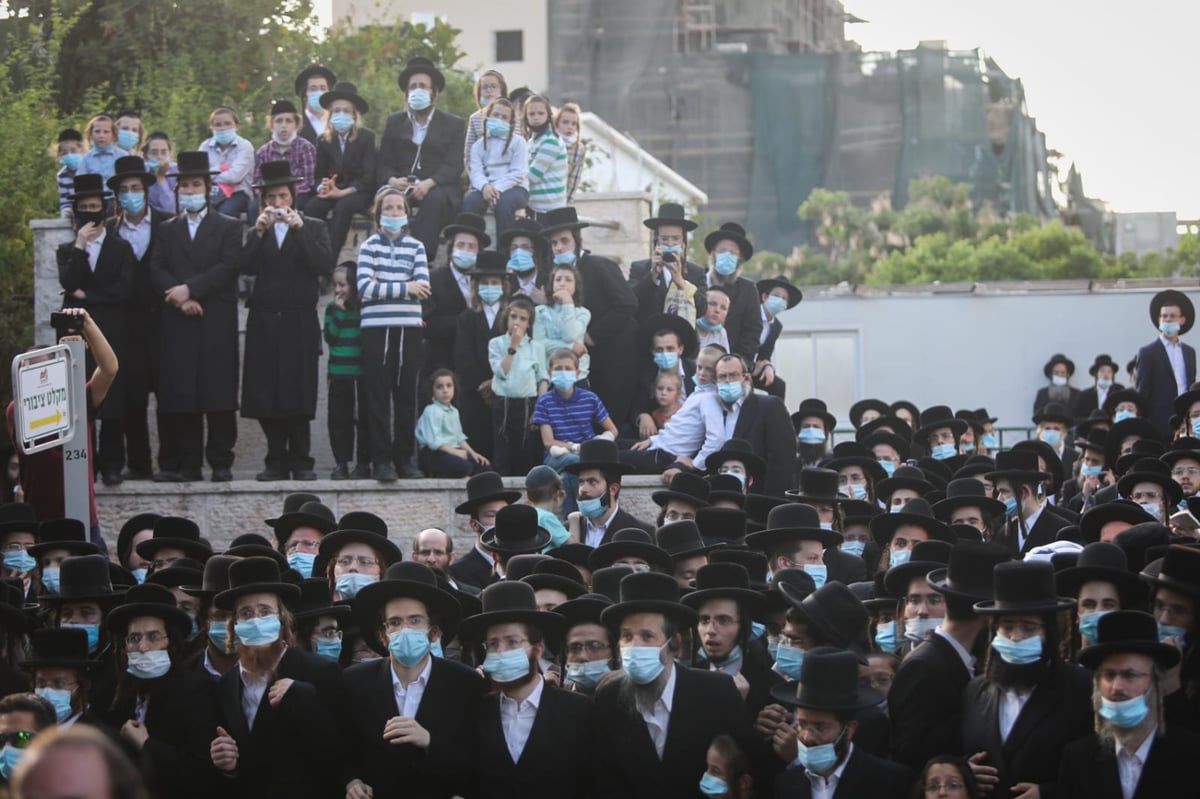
left=489, top=334, right=548, bottom=398
left=415, top=401, right=468, bottom=451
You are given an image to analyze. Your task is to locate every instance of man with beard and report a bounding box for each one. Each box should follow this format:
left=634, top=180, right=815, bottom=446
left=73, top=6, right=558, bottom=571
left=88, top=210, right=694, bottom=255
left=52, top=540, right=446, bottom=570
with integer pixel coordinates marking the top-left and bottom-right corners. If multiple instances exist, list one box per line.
left=792, top=398, right=835, bottom=472
left=963, top=561, right=1093, bottom=798
left=208, top=557, right=341, bottom=799
left=463, top=580, right=592, bottom=797
left=1032, top=353, right=1082, bottom=417
left=1058, top=610, right=1199, bottom=797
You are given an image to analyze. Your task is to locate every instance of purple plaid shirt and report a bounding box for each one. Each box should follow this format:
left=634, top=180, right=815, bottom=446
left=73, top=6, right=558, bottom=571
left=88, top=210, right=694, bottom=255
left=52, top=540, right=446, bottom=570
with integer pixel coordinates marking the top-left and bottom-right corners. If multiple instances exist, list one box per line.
left=254, top=137, right=317, bottom=196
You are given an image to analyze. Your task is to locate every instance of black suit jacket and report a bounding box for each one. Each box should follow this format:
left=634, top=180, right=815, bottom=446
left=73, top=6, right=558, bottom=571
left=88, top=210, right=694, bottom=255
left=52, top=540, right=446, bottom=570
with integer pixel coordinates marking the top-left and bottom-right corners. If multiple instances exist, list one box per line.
left=1057, top=726, right=1200, bottom=799
left=770, top=745, right=911, bottom=799
left=628, top=258, right=708, bottom=322
left=757, top=317, right=782, bottom=363
left=1033, top=386, right=1083, bottom=417
left=214, top=647, right=342, bottom=799
left=599, top=506, right=655, bottom=544
left=314, top=127, right=377, bottom=196
left=1075, top=383, right=1125, bottom=418
left=340, top=655, right=483, bottom=799
left=1137, top=337, right=1197, bottom=437
left=730, top=393, right=796, bottom=498
left=889, top=633, right=972, bottom=772
left=593, top=665, right=753, bottom=799
left=961, top=661, right=1094, bottom=799
left=376, top=109, right=466, bottom=191
left=578, top=253, right=640, bottom=421
left=995, top=507, right=1072, bottom=556
left=424, top=266, right=471, bottom=370
left=717, top=276, right=763, bottom=362
left=450, top=547, right=499, bottom=589
left=473, top=681, right=593, bottom=799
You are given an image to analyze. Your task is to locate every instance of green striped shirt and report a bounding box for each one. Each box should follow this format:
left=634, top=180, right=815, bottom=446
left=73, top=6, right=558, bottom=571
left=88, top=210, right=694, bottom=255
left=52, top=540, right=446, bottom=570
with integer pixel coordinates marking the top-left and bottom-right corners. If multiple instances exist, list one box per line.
left=526, top=131, right=568, bottom=212
left=324, top=302, right=363, bottom=378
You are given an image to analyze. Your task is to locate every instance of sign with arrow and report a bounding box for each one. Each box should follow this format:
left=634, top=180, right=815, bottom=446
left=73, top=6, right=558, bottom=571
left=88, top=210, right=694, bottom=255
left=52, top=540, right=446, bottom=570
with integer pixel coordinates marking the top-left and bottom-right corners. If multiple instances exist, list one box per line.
left=12, top=345, right=76, bottom=454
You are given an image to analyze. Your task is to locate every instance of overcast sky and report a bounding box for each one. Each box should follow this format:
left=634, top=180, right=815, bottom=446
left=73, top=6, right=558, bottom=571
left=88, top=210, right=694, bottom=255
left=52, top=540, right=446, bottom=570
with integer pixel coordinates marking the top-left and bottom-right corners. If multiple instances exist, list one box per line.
left=846, top=0, right=1198, bottom=218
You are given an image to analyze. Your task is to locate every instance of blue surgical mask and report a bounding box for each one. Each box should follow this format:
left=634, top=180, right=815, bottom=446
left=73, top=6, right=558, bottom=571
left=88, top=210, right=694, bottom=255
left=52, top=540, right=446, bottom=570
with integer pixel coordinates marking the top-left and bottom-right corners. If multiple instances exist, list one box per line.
left=0, top=744, right=21, bottom=781
left=407, top=88, right=432, bottom=111
left=179, top=193, right=207, bottom=213
left=314, top=638, right=342, bottom=661
left=765, top=295, right=788, bottom=317
left=380, top=215, right=407, bottom=236
left=904, top=617, right=940, bottom=643
left=819, top=522, right=833, bottom=531
left=888, top=549, right=911, bottom=568
left=1160, top=321, right=1181, bottom=337
left=1051, top=375, right=1068, bottom=387
left=750, top=621, right=766, bottom=640
left=960, top=442, right=975, bottom=453
left=991, top=632, right=1043, bottom=664
left=1080, top=464, right=1102, bottom=479
left=63, top=622, right=100, bottom=653
left=430, top=639, right=444, bottom=658
left=653, top=352, right=679, bottom=371
left=696, top=317, right=723, bottom=333
left=847, top=483, right=868, bottom=501
left=1099, top=694, right=1150, bottom=728
left=287, top=552, right=316, bottom=579
left=335, top=572, right=377, bottom=599
left=1003, top=495, right=1019, bottom=519
left=119, top=192, right=146, bottom=216
left=796, top=729, right=844, bottom=773
left=767, top=635, right=781, bottom=659
left=930, top=443, right=956, bottom=461
left=797, top=428, right=826, bottom=445
left=117, top=130, right=139, bottom=150
left=1077, top=610, right=1109, bottom=643
left=841, top=540, right=866, bottom=557
left=388, top=628, right=431, bottom=667
left=621, top=643, right=667, bottom=684
left=234, top=615, right=282, bottom=647
left=874, top=620, right=898, bottom=652
left=660, top=244, right=682, bottom=256
left=1113, top=410, right=1135, bottom=423
left=714, top=251, right=739, bottom=276
left=551, top=371, right=578, bottom=392
left=213, top=129, right=236, bottom=146
left=93, top=141, right=113, bottom=153
left=1139, top=503, right=1162, bottom=521
left=802, top=564, right=827, bottom=589
left=145, top=159, right=160, bottom=172
left=3, top=549, right=34, bottom=574
left=59, top=153, right=83, bottom=171
left=718, top=381, right=744, bottom=404
left=508, top=249, right=536, bottom=273
left=1192, top=418, right=1200, bottom=439
left=126, top=649, right=171, bottom=679
left=889, top=503, right=906, bottom=514
left=131, top=567, right=148, bottom=585
left=41, top=567, right=61, bottom=594
left=721, top=470, right=747, bottom=487
left=208, top=620, right=232, bottom=652
left=553, top=251, right=577, bottom=266
left=982, top=433, right=999, bottom=449
left=879, top=459, right=896, bottom=477
left=36, top=687, right=73, bottom=723
left=775, top=643, right=805, bottom=679
left=452, top=250, right=477, bottom=270
left=1040, top=429, right=1063, bottom=447
left=565, top=659, right=611, bottom=689
left=1097, top=378, right=1113, bottom=389
left=693, top=378, right=714, bottom=393
left=307, top=91, right=325, bottom=112
left=699, top=773, right=729, bottom=798
left=331, top=112, right=355, bottom=133
left=578, top=495, right=608, bottom=520
left=477, top=285, right=504, bottom=305
left=485, top=118, right=511, bottom=138
left=482, top=648, right=530, bottom=683
left=1159, top=623, right=1187, bottom=643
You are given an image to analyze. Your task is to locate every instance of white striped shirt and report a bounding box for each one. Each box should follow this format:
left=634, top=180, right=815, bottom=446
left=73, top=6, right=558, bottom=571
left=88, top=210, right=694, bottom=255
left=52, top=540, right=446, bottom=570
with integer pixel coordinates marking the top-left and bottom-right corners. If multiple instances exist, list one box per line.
left=357, top=232, right=429, bottom=328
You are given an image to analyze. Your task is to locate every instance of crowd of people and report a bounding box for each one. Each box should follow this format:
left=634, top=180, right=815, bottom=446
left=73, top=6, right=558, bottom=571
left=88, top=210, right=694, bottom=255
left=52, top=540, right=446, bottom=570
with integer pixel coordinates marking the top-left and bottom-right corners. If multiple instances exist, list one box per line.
left=7, top=51, right=1200, bottom=799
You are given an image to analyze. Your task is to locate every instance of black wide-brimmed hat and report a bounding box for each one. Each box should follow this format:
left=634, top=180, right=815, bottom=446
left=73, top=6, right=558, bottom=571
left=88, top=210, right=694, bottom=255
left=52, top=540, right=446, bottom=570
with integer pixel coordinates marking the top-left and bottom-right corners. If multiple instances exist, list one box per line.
left=292, top=578, right=351, bottom=624
left=985, top=449, right=1051, bottom=485
left=106, top=155, right=154, bottom=192
left=883, top=540, right=952, bottom=597
left=913, top=405, right=967, bottom=444
left=655, top=520, right=712, bottom=561
left=859, top=430, right=911, bottom=462
left=641, top=313, right=701, bottom=359
left=848, top=399, right=891, bottom=430
left=1074, top=427, right=1108, bottom=456
left=1173, top=383, right=1200, bottom=420
left=135, top=517, right=212, bottom=563
left=755, top=277, right=803, bottom=309
left=106, top=583, right=192, bottom=642
left=869, top=498, right=954, bottom=547
left=440, top=211, right=492, bottom=248
left=1140, top=544, right=1200, bottom=598
left=643, top=202, right=698, bottom=232
left=180, top=554, right=240, bottom=599
left=705, top=475, right=747, bottom=508
left=783, top=582, right=869, bottom=655
left=1150, top=289, right=1195, bottom=335
left=471, top=250, right=512, bottom=279
left=553, top=592, right=612, bottom=630
left=44, top=554, right=124, bottom=605
left=397, top=55, right=445, bottom=92
left=792, top=398, right=837, bottom=433
left=932, top=479, right=1007, bottom=521
left=703, top=222, right=753, bottom=259
left=857, top=414, right=914, bottom=442
left=271, top=501, right=337, bottom=550
left=745, top=503, right=841, bottom=554
left=145, top=558, right=204, bottom=591
left=875, top=465, right=933, bottom=502
left=353, top=562, right=462, bottom=653
left=1079, top=610, right=1180, bottom=670
left=455, top=471, right=521, bottom=516
left=538, top=206, right=590, bottom=237
left=973, top=560, right=1074, bottom=615
left=116, top=513, right=160, bottom=565
left=821, top=442, right=887, bottom=484
left=1056, top=542, right=1149, bottom=603
left=1117, top=458, right=1184, bottom=507
left=1088, top=354, right=1120, bottom=377
left=458, top=580, right=564, bottom=643
left=316, top=516, right=403, bottom=572
left=0, top=503, right=37, bottom=535
left=770, top=646, right=883, bottom=709
left=564, top=439, right=635, bottom=477
left=20, top=628, right=98, bottom=673
left=213, top=556, right=302, bottom=611
left=319, top=80, right=369, bottom=114
left=926, top=540, right=1011, bottom=602
left=167, top=150, right=218, bottom=179
left=600, top=571, right=697, bottom=630
left=1032, top=401, right=1075, bottom=427
left=522, top=559, right=587, bottom=600
left=706, top=439, right=766, bottom=483
left=1104, top=418, right=1162, bottom=468
left=252, top=159, right=302, bottom=190
left=652, top=473, right=711, bottom=510
left=0, top=580, right=30, bottom=633
left=498, top=217, right=547, bottom=253
left=28, top=519, right=97, bottom=560
left=294, top=64, right=337, bottom=96
left=264, top=492, right=322, bottom=527
left=1043, top=353, right=1075, bottom=378
left=1102, top=389, right=1148, bottom=420
left=785, top=468, right=844, bottom=506
left=590, top=565, right=634, bottom=603
left=681, top=562, right=766, bottom=616
left=549, top=543, right=594, bottom=572
left=764, top=568, right=816, bottom=613
left=504, top=555, right=549, bottom=583
left=588, top=529, right=674, bottom=574
left=708, top=549, right=769, bottom=590
left=66, top=173, right=110, bottom=201
left=225, top=534, right=288, bottom=570
left=695, top=506, right=749, bottom=547
left=840, top=499, right=883, bottom=527
left=480, top=504, right=552, bottom=556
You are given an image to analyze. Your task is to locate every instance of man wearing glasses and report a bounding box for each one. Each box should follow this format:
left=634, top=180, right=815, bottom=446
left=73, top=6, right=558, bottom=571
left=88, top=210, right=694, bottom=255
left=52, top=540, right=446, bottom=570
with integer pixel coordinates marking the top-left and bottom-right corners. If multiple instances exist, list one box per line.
left=0, top=692, right=54, bottom=783
left=270, top=500, right=336, bottom=580
left=707, top=354, right=794, bottom=498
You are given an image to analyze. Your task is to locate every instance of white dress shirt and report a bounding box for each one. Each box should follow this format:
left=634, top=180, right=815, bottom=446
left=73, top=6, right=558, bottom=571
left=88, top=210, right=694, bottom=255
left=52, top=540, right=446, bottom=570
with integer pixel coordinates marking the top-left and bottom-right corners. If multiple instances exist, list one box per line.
left=499, top=674, right=544, bottom=763
left=454, top=269, right=472, bottom=305
left=648, top=389, right=721, bottom=461
left=998, top=687, right=1032, bottom=743
left=584, top=504, right=621, bottom=548
left=516, top=273, right=538, bottom=297
left=186, top=207, right=208, bottom=240
left=392, top=652, right=432, bottom=717
left=805, top=741, right=854, bottom=799
left=306, top=109, right=326, bottom=138
left=1161, top=336, right=1189, bottom=395
left=484, top=302, right=500, bottom=329
left=410, top=110, right=434, bottom=146
left=118, top=214, right=152, bottom=261
left=720, top=395, right=746, bottom=439
left=1115, top=728, right=1155, bottom=799
left=273, top=220, right=289, bottom=248
left=240, top=665, right=271, bottom=729
left=635, top=662, right=676, bottom=759
left=1018, top=501, right=1046, bottom=551
left=84, top=230, right=106, bottom=271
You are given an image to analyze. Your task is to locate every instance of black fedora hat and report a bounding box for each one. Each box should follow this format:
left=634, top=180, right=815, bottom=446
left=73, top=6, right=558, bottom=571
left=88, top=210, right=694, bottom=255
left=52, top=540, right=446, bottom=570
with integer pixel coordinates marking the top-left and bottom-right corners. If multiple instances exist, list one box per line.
left=563, top=439, right=634, bottom=477
left=480, top=505, right=552, bottom=557
left=20, top=628, right=97, bottom=673
left=791, top=398, right=837, bottom=433
left=1117, top=458, right=1184, bottom=506
left=145, top=558, right=204, bottom=591
left=869, top=498, right=954, bottom=547
left=1043, top=353, right=1075, bottom=378
left=883, top=540, right=952, bottom=597
left=44, top=554, right=123, bottom=605
left=136, top=517, right=212, bottom=563
left=859, top=430, right=912, bottom=462
left=857, top=414, right=914, bottom=443
left=319, top=80, right=369, bottom=114
left=292, top=578, right=351, bottom=624
left=1150, top=289, right=1195, bottom=335
left=538, top=206, right=590, bottom=237
left=755, top=277, right=803, bottom=309
left=0, top=503, right=37, bottom=535
left=1115, top=440, right=1167, bottom=477
left=252, top=159, right=302, bottom=190
left=440, top=211, right=492, bottom=248
left=694, top=506, right=749, bottom=547
left=264, top=492, right=322, bottom=527
left=745, top=503, right=841, bottom=555
left=271, top=501, right=337, bottom=549
left=1088, top=354, right=1120, bottom=377
left=785, top=582, right=869, bottom=657
left=226, top=534, right=288, bottom=570
left=764, top=568, right=816, bottom=613
left=1010, top=440, right=1062, bottom=492
left=522, top=559, right=587, bottom=600
left=848, top=399, right=891, bottom=430
left=840, top=499, right=883, bottom=526
left=590, top=565, right=635, bottom=603
left=1055, top=542, right=1149, bottom=603
left=821, top=442, right=887, bottom=484
left=706, top=439, right=766, bottom=483
left=353, top=562, right=462, bottom=653
left=0, top=580, right=29, bottom=633
left=913, top=405, right=967, bottom=444
left=1032, top=401, right=1074, bottom=427
left=315, top=518, right=402, bottom=574
left=294, top=64, right=337, bottom=97
left=553, top=592, right=612, bottom=630
left=639, top=313, right=700, bottom=360
left=1078, top=610, right=1179, bottom=670
left=504, top=555, right=548, bottom=583
left=398, top=55, right=446, bottom=92
left=769, top=646, right=883, bottom=709
left=28, top=519, right=97, bottom=560
left=875, top=465, right=933, bottom=502
left=180, top=554, right=240, bottom=598
left=1102, top=389, right=1148, bottom=420
left=643, top=202, right=698, bottom=232
left=1115, top=523, right=1172, bottom=573
left=652, top=473, right=711, bottom=510
left=497, top=217, right=547, bottom=253
left=655, top=521, right=712, bottom=561
left=106, top=155, right=154, bottom=192
left=927, top=540, right=1011, bottom=602
left=786, top=469, right=845, bottom=506
left=471, top=250, right=512, bottom=278
left=1173, top=383, right=1200, bottom=419
left=703, top=222, right=753, bottom=260
left=116, top=513, right=160, bottom=566
left=600, top=571, right=697, bottom=630
left=708, top=549, right=769, bottom=590
left=167, top=150, right=218, bottom=179
left=214, top=556, right=301, bottom=611
left=932, top=479, right=1007, bottom=521
left=66, top=173, right=110, bottom=201
left=952, top=456, right=996, bottom=481
left=985, top=449, right=1051, bottom=485
left=973, top=560, right=1074, bottom=615
left=1140, top=544, right=1200, bottom=598
left=1104, top=418, right=1163, bottom=468
left=455, top=471, right=521, bottom=515
left=587, top=529, right=674, bottom=574
left=682, top=562, right=766, bottom=615
left=458, top=580, right=564, bottom=643
left=105, top=583, right=192, bottom=642
left=549, top=543, right=594, bottom=572
left=1074, top=427, right=1108, bottom=455
left=705, top=475, right=747, bottom=507
left=744, top=493, right=788, bottom=527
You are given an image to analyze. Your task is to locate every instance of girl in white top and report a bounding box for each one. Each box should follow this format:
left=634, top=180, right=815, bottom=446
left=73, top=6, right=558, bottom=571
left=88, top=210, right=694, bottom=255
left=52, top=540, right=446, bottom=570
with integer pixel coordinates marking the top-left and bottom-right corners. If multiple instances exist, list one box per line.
left=463, top=98, right=529, bottom=238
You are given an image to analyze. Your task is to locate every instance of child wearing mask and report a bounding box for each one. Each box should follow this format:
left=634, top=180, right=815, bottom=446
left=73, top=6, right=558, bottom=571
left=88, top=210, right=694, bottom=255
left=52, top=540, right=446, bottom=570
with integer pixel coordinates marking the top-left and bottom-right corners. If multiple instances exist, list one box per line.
left=463, top=98, right=528, bottom=237
left=199, top=105, right=254, bottom=217
left=254, top=100, right=317, bottom=210
left=54, top=128, right=85, bottom=218
left=453, top=251, right=512, bottom=462
left=523, top=94, right=567, bottom=216
left=464, top=69, right=508, bottom=163
left=415, top=369, right=490, bottom=477
left=113, top=110, right=144, bottom=155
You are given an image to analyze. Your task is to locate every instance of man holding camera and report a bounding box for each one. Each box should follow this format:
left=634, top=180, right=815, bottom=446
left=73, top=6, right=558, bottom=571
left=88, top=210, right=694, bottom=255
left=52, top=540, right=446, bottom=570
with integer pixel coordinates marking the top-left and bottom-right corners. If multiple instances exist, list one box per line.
left=627, top=203, right=708, bottom=324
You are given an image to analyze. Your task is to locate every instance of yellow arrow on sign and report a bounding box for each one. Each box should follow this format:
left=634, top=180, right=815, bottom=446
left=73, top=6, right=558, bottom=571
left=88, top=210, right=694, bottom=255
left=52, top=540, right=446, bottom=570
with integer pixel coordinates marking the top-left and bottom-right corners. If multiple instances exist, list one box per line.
left=30, top=410, right=63, bottom=429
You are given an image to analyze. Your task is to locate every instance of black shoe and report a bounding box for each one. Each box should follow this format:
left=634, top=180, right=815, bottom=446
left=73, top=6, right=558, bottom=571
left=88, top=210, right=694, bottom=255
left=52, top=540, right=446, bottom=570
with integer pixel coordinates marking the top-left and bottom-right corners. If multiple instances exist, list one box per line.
left=398, top=462, right=424, bottom=479
left=349, top=463, right=372, bottom=479
left=122, top=468, right=153, bottom=481
left=153, top=471, right=183, bottom=483
left=256, top=468, right=288, bottom=482
left=330, top=464, right=350, bottom=480
left=374, top=463, right=398, bottom=483
left=100, top=467, right=124, bottom=487
left=181, top=471, right=203, bottom=482
left=211, top=468, right=234, bottom=483
left=292, top=469, right=317, bottom=481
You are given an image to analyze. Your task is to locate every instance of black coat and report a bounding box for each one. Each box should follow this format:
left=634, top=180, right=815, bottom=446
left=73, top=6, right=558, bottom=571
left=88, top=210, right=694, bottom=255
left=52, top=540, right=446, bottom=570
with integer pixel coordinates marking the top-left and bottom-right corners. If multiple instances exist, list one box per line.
left=757, top=317, right=782, bottom=363
left=425, top=266, right=472, bottom=371
left=961, top=661, right=1094, bottom=799
left=340, top=655, right=483, bottom=799
left=0, top=662, right=30, bottom=700
left=716, top=276, right=763, bottom=363
left=376, top=109, right=466, bottom=190
left=592, top=665, right=753, bottom=799
left=239, top=219, right=331, bottom=419
left=110, top=210, right=174, bottom=405
left=628, top=258, right=708, bottom=322
left=994, top=507, right=1072, bottom=557
left=1033, top=386, right=1083, bottom=417
left=314, top=127, right=377, bottom=196
left=598, top=507, right=655, bottom=544
left=889, top=632, right=973, bottom=772
left=213, top=647, right=342, bottom=799
left=729, top=393, right=797, bottom=498
left=148, top=211, right=243, bottom=414
left=578, top=253, right=639, bottom=424
left=1075, top=384, right=1125, bottom=419
left=1136, top=337, right=1197, bottom=438
left=473, top=682, right=593, bottom=799
left=1058, top=727, right=1200, bottom=799
left=770, top=746, right=911, bottom=799
left=450, top=547, right=499, bottom=590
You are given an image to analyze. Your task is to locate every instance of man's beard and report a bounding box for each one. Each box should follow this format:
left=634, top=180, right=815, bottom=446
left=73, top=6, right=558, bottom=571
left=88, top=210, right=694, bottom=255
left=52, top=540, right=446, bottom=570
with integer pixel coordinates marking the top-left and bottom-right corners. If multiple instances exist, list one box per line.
left=988, top=653, right=1050, bottom=691
left=239, top=640, right=286, bottom=677
left=1047, top=384, right=1071, bottom=403
left=1095, top=686, right=1158, bottom=747
left=798, top=443, right=827, bottom=465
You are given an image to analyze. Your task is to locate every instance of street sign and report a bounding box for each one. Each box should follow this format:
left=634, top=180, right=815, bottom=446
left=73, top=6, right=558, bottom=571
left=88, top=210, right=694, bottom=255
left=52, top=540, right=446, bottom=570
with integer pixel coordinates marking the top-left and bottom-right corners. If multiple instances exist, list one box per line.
left=11, top=344, right=77, bottom=454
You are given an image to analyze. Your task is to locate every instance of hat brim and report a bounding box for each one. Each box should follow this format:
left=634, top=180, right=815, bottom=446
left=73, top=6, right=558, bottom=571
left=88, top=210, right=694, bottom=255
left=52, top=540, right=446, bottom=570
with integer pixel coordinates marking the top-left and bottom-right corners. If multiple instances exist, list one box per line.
left=106, top=602, right=193, bottom=641
left=1078, top=639, right=1180, bottom=671
left=821, top=455, right=886, bottom=483
left=27, top=541, right=98, bottom=560
left=135, top=538, right=212, bottom=563
left=318, top=529, right=403, bottom=566
left=294, top=600, right=353, bottom=624
left=106, top=171, right=154, bottom=192
left=398, top=63, right=446, bottom=92
left=553, top=595, right=611, bottom=629
left=1055, top=566, right=1149, bottom=602
left=539, top=219, right=591, bottom=238
left=588, top=542, right=675, bottom=574
left=744, top=527, right=843, bottom=554
left=440, top=223, right=492, bottom=248
left=932, top=494, right=1008, bottom=521
left=643, top=215, right=699, bottom=232
left=295, top=65, right=337, bottom=97
left=480, top=528, right=553, bottom=557
left=707, top=450, right=767, bottom=480
left=563, top=460, right=634, bottom=477
left=251, top=175, right=303, bottom=190
left=319, top=90, right=369, bottom=115
left=703, top=230, right=753, bottom=260
left=982, top=468, right=1052, bottom=485
left=755, top=279, right=803, bottom=309
left=1043, top=357, right=1076, bottom=378
left=521, top=574, right=587, bottom=600
left=869, top=513, right=954, bottom=547
left=457, top=608, right=564, bottom=644
left=41, top=587, right=127, bottom=606
left=650, top=489, right=711, bottom=509
left=639, top=315, right=700, bottom=360
left=165, top=167, right=219, bottom=179
left=914, top=419, right=969, bottom=443
left=792, top=410, right=838, bottom=434
left=972, top=596, right=1075, bottom=615
left=272, top=511, right=337, bottom=544
left=144, top=565, right=205, bottom=589
left=213, top=581, right=302, bottom=612
left=1151, top=290, right=1196, bottom=335
left=874, top=476, right=933, bottom=500
left=1116, top=472, right=1183, bottom=506
left=926, top=567, right=991, bottom=601
left=681, top=586, right=766, bottom=616
left=769, top=679, right=883, bottom=711
left=883, top=561, right=947, bottom=597
left=600, top=599, right=697, bottom=631
left=353, top=579, right=463, bottom=654
left=455, top=490, right=523, bottom=515
left=20, top=657, right=99, bottom=673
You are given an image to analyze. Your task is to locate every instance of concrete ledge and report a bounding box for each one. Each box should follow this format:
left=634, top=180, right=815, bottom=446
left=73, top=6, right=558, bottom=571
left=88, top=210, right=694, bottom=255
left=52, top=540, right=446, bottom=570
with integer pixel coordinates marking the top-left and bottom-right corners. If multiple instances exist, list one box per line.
left=95, top=475, right=666, bottom=553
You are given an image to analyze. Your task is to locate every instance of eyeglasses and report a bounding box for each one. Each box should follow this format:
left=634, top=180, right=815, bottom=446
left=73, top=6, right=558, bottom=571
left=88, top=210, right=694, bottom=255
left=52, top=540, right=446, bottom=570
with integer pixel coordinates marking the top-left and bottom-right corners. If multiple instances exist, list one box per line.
left=862, top=674, right=893, bottom=690
left=0, top=731, right=36, bottom=750
left=33, top=678, right=77, bottom=692
left=1172, top=467, right=1200, bottom=477
left=125, top=630, right=167, bottom=648
left=1097, top=669, right=1150, bottom=684
left=924, top=781, right=965, bottom=794
left=313, top=627, right=343, bottom=642
left=0, top=543, right=27, bottom=553
left=335, top=556, right=380, bottom=569
left=715, top=372, right=745, bottom=384
left=483, top=636, right=529, bottom=653
left=565, top=640, right=610, bottom=656
left=235, top=605, right=280, bottom=622
left=383, top=615, right=429, bottom=632
left=697, top=614, right=739, bottom=628
left=285, top=540, right=320, bottom=554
